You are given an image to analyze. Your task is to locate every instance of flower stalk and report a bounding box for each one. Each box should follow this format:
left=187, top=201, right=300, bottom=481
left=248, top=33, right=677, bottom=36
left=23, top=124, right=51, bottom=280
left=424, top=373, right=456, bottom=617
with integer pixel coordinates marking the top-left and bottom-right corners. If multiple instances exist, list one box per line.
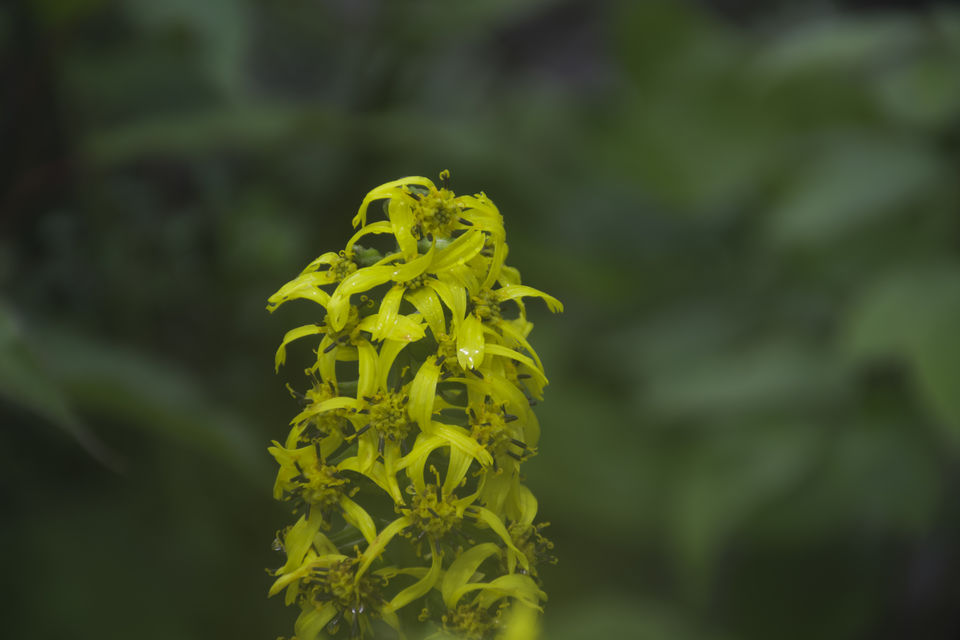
left=267, top=171, right=561, bottom=639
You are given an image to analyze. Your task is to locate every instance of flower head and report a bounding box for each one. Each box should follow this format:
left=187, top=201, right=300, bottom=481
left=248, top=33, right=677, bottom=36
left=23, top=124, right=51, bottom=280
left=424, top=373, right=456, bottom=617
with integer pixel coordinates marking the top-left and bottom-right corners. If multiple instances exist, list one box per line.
left=267, top=172, right=560, bottom=639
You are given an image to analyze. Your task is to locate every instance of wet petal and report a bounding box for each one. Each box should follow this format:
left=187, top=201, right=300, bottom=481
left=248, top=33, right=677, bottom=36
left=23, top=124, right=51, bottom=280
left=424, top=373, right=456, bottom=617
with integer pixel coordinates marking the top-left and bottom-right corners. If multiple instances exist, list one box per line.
left=430, top=229, right=485, bottom=272
left=457, top=313, right=485, bottom=370
left=390, top=243, right=435, bottom=281
left=426, top=278, right=466, bottom=328
left=406, top=287, right=445, bottom=337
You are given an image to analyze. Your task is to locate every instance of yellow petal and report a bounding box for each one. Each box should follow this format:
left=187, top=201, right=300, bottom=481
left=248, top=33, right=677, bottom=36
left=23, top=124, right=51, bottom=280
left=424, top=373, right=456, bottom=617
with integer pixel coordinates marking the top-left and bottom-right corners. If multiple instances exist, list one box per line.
left=288, top=396, right=360, bottom=427
left=406, top=286, right=446, bottom=337
left=484, top=343, right=548, bottom=386
left=474, top=507, right=527, bottom=570
left=481, top=234, right=509, bottom=290
left=353, top=177, right=435, bottom=228
left=294, top=603, right=339, bottom=640
left=495, top=285, right=563, bottom=313
left=408, top=359, right=440, bottom=430
left=345, top=220, right=394, bottom=253
left=441, top=542, right=502, bottom=607
left=380, top=313, right=426, bottom=342
left=512, top=484, right=538, bottom=528
left=457, top=313, right=485, bottom=370
left=275, top=324, right=324, bottom=372
left=430, top=229, right=485, bottom=272
left=470, top=574, right=546, bottom=610
left=315, top=336, right=337, bottom=384
left=389, top=198, right=419, bottom=258
left=430, top=421, right=492, bottom=468
left=374, top=285, right=406, bottom=342
left=357, top=340, right=379, bottom=399
left=426, top=278, right=466, bottom=328
left=377, top=339, right=408, bottom=391
left=333, top=264, right=394, bottom=300
left=298, top=251, right=340, bottom=275
left=500, top=602, right=541, bottom=640
left=390, top=243, right=435, bottom=282
left=339, top=495, right=378, bottom=545
left=384, top=542, right=443, bottom=613
left=497, top=320, right=544, bottom=372
left=267, top=273, right=333, bottom=312
left=397, top=433, right=447, bottom=472
left=444, top=446, right=475, bottom=493
left=357, top=515, right=413, bottom=578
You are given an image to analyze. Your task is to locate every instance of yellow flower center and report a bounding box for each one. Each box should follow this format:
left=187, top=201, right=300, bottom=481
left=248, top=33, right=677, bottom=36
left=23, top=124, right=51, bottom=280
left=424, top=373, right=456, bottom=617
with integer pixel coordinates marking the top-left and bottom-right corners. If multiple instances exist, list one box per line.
left=322, top=304, right=364, bottom=346
left=306, top=557, right=381, bottom=616
left=410, top=186, right=463, bottom=239
left=407, top=483, right=460, bottom=540
left=330, top=251, right=358, bottom=282
left=442, top=602, right=504, bottom=640
left=468, top=399, right=525, bottom=461
left=361, top=392, right=413, bottom=444
left=470, top=289, right=501, bottom=321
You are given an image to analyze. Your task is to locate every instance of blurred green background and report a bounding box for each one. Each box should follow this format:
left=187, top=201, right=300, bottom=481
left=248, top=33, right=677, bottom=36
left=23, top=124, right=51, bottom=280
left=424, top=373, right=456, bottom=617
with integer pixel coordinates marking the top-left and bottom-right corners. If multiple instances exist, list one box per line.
left=4, top=0, right=960, bottom=638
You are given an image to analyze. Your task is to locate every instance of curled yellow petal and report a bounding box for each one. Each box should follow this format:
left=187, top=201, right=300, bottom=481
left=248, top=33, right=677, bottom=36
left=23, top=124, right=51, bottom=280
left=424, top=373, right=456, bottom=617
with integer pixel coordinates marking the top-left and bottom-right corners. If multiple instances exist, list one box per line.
left=384, top=542, right=443, bottom=613
left=275, top=324, right=324, bottom=372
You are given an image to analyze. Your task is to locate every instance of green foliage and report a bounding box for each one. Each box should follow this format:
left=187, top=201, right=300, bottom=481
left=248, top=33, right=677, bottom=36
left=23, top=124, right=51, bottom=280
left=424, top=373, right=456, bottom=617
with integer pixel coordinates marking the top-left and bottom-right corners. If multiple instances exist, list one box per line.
left=4, top=0, right=960, bottom=638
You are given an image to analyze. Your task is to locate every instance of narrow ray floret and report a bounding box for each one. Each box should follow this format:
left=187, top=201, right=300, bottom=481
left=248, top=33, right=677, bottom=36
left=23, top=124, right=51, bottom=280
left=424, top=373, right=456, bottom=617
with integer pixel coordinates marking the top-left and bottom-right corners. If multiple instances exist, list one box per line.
left=267, top=171, right=562, bottom=640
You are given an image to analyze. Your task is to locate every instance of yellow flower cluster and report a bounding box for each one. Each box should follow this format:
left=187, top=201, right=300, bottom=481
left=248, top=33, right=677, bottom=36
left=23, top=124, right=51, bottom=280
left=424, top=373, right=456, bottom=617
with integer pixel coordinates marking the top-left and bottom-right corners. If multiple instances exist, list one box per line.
left=266, top=172, right=561, bottom=640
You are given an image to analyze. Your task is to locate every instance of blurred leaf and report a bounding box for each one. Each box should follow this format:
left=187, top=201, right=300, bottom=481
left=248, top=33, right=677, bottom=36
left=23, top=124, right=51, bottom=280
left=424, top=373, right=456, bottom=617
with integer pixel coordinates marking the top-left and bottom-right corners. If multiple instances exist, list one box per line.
left=0, top=301, right=117, bottom=468
left=758, top=16, right=923, bottom=76
left=767, top=134, right=942, bottom=246
left=35, top=327, right=267, bottom=479
left=406, top=0, right=564, bottom=42
left=644, top=340, right=848, bottom=419
left=845, top=265, right=960, bottom=441
left=30, top=0, right=109, bottom=27
left=545, top=595, right=727, bottom=640
left=913, top=318, right=960, bottom=444
left=83, top=104, right=324, bottom=166
left=874, top=54, right=960, bottom=128
left=527, top=387, right=649, bottom=536
left=124, top=0, right=250, bottom=98
left=670, top=424, right=818, bottom=591
left=845, top=265, right=960, bottom=359
left=752, top=420, right=940, bottom=541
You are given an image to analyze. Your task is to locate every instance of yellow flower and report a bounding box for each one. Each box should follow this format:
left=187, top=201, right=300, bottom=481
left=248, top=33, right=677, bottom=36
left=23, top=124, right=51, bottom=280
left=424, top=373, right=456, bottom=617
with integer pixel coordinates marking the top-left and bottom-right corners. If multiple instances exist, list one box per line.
left=267, top=172, right=559, bottom=640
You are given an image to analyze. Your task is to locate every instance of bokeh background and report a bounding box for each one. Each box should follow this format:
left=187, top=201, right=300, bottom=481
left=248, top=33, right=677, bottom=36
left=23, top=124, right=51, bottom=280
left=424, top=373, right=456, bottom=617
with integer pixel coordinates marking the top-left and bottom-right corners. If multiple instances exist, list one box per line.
left=4, top=0, right=960, bottom=638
